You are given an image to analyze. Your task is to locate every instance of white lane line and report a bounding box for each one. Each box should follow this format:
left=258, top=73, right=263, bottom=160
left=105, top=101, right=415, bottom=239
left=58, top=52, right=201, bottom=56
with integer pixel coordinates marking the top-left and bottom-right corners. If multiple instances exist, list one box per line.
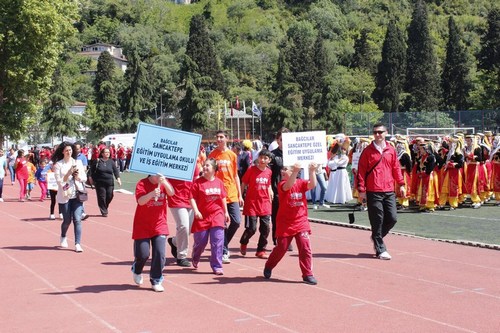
left=0, top=249, right=121, bottom=332
left=167, top=279, right=300, bottom=333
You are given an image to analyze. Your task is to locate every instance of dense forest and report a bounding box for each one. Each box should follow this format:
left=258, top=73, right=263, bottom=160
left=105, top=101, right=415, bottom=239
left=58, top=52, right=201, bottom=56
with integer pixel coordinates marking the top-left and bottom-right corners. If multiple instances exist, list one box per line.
left=1, top=0, right=499, bottom=144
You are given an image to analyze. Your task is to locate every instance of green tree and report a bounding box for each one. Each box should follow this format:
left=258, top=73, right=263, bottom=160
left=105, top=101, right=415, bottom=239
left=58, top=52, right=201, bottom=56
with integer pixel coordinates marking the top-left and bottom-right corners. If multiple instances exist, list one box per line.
left=477, top=7, right=500, bottom=108
left=372, top=21, right=406, bottom=113
left=184, top=14, right=225, bottom=96
left=441, top=17, right=472, bottom=110
left=405, top=0, right=442, bottom=112
left=93, top=51, right=121, bottom=136
left=284, top=21, right=317, bottom=111
left=42, top=68, right=80, bottom=141
left=0, top=0, right=78, bottom=145
left=178, top=55, right=219, bottom=132
left=351, top=28, right=376, bottom=74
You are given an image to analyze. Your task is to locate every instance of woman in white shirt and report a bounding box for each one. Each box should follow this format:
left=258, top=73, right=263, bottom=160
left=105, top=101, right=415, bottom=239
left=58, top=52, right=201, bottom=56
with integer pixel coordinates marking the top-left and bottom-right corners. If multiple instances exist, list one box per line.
left=52, top=142, right=87, bottom=253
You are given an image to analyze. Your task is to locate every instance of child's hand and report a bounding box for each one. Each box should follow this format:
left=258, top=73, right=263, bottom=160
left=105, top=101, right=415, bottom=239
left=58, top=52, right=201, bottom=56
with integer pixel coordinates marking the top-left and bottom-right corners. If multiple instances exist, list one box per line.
left=292, top=163, right=302, bottom=173
left=194, top=211, right=203, bottom=220
left=308, top=162, right=318, bottom=172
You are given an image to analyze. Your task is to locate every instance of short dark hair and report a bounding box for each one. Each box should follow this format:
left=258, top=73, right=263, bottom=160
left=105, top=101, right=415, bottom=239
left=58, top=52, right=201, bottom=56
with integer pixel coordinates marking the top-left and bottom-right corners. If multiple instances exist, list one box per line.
left=258, top=149, right=272, bottom=159
left=373, top=123, right=386, bottom=130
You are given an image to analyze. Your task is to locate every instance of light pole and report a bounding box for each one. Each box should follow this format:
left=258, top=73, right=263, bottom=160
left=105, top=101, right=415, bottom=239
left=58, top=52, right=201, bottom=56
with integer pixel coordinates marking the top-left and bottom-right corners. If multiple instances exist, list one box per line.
left=160, top=92, right=163, bottom=127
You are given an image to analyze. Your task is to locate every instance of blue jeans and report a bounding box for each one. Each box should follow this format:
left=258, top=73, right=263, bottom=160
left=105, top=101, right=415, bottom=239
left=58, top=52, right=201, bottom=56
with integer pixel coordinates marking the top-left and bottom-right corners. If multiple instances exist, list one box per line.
left=59, top=198, right=84, bottom=244
left=223, top=202, right=241, bottom=255
left=8, top=165, right=15, bottom=183
left=132, top=235, right=166, bottom=285
left=366, top=192, right=398, bottom=255
left=0, top=177, right=4, bottom=198
left=310, top=172, right=327, bottom=205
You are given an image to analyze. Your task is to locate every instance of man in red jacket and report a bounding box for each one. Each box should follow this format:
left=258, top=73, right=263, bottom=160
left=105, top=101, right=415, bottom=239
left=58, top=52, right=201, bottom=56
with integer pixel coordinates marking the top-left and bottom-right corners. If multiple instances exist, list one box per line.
left=357, top=123, right=406, bottom=260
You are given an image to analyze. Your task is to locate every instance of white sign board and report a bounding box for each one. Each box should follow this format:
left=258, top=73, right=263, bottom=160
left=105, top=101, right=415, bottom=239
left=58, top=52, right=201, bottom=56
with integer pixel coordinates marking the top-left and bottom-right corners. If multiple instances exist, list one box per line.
left=129, top=122, right=202, bottom=181
left=282, top=131, right=327, bottom=167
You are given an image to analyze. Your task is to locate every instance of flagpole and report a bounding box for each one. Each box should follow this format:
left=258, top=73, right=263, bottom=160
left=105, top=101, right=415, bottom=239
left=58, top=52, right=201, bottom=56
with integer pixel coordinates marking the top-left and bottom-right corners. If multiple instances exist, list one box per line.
left=259, top=101, right=263, bottom=140
left=237, top=108, right=240, bottom=141
left=224, top=101, right=227, bottom=131
left=252, top=103, right=255, bottom=141
left=243, top=101, right=247, bottom=139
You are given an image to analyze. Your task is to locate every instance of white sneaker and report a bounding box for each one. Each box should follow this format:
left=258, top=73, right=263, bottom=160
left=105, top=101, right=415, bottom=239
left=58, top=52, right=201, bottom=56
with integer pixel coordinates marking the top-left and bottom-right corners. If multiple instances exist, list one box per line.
left=0, top=198, right=4, bottom=202
left=49, top=214, right=55, bottom=220
left=321, top=204, right=330, bottom=208
left=313, top=205, right=318, bottom=210
left=378, top=251, right=392, bottom=260
left=152, top=284, right=164, bottom=292
left=222, top=253, right=231, bottom=264
left=132, top=272, right=143, bottom=285
left=60, top=237, right=68, bottom=248
left=59, top=213, right=63, bottom=219
left=75, top=244, right=83, bottom=253
left=472, top=203, right=481, bottom=209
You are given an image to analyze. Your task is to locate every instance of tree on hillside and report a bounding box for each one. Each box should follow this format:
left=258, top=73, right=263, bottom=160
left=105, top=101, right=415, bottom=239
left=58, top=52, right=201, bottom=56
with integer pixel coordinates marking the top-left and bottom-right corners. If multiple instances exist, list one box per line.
left=372, top=20, right=406, bottom=113
left=268, top=42, right=305, bottom=132
left=405, top=0, right=441, bottom=112
left=351, top=28, right=376, bottom=74
left=93, top=51, right=121, bottom=136
left=42, top=67, right=80, bottom=140
left=441, top=17, right=472, bottom=111
left=0, top=0, right=78, bottom=145
left=477, top=7, right=500, bottom=108
left=284, top=21, right=317, bottom=111
left=312, top=34, right=342, bottom=132
left=184, top=14, right=226, bottom=96
left=118, top=24, right=178, bottom=132
left=178, top=55, right=219, bottom=132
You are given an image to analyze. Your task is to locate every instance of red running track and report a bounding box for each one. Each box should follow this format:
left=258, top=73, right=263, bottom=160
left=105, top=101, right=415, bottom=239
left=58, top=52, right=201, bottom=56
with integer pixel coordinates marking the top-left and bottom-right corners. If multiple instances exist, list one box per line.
left=0, top=183, right=499, bottom=332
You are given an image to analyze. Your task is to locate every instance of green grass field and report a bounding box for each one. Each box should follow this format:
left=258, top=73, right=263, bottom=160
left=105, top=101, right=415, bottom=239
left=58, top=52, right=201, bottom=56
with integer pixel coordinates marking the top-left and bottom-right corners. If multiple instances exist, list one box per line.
left=117, top=171, right=500, bottom=247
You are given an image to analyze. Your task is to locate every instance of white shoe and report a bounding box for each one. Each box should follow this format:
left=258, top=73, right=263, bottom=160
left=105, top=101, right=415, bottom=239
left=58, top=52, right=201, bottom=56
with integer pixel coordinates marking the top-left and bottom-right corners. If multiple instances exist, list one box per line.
left=60, top=237, right=68, bottom=248
left=133, top=272, right=143, bottom=285
left=313, top=205, right=318, bottom=210
left=378, top=251, right=392, bottom=260
left=0, top=198, right=4, bottom=202
left=472, top=203, right=481, bottom=209
left=75, top=244, right=83, bottom=253
left=59, top=213, right=63, bottom=219
left=321, top=203, right=330, bottom=208
left=222, top=253, right=231, bottom=264
left=49, top=214, right=55, bottom=220
left=152, top=284, right=164, bottom=292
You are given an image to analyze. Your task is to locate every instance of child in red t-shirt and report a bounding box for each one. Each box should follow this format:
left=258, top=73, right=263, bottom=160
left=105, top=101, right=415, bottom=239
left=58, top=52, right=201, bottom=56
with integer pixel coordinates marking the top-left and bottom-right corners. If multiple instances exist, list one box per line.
left=190, top=158, right=230, bottom=275
left=239, top=149, right=273, bottom=258
left=263, top=162, right=319, bottom=285
left=131, top=173, right=174, bottom=292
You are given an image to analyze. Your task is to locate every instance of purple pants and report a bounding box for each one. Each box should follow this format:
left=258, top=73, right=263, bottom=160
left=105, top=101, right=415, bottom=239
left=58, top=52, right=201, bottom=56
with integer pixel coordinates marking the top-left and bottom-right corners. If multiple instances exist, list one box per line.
left=192, top=227, right=224, bottom=272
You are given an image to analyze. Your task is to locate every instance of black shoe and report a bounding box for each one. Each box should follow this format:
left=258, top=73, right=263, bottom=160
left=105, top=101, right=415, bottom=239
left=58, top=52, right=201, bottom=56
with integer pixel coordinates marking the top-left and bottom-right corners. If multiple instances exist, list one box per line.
left=263, top=268, right=272, bottom=279
left=177, top=258, right=191, bottom=267
left=167, top=237, right=177, bottom=258
left=303, top=275, right=317, bottom=285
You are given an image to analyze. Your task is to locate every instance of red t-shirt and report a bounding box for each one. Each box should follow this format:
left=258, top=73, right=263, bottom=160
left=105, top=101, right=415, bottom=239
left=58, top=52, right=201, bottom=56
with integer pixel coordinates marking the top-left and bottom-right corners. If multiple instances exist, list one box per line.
left=117, top=147, right=126, bottom=159
left=242, top=165, right=272, bottom=216
left=15, top=158, right=29, bottom=179
left=132, top=177, right=169, bottom=239
left=190, top=177, right=226, bottom=233
left=168, top=179, right=193, bottom=208
left=276, top=179, right=310, bottom=237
